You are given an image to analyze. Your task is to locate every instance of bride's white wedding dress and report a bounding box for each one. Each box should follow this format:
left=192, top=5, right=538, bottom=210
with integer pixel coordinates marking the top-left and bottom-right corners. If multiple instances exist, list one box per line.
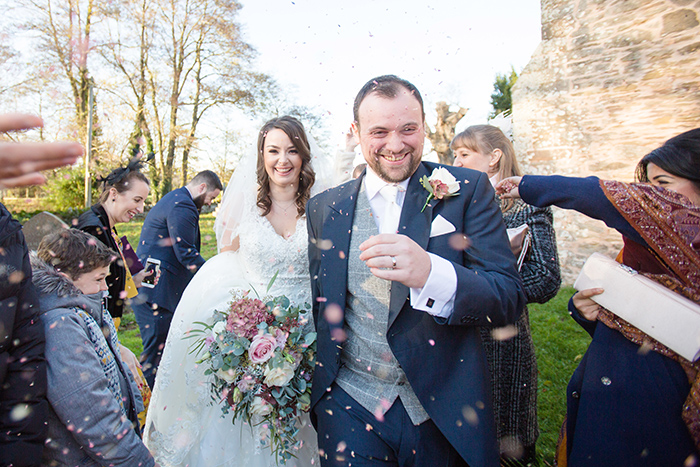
left=143, top=213, right=319, bottom=466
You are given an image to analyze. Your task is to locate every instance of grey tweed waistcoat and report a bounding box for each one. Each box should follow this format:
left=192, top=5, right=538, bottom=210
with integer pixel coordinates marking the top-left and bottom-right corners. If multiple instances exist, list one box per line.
left=335, top=183, right=429, bottom=425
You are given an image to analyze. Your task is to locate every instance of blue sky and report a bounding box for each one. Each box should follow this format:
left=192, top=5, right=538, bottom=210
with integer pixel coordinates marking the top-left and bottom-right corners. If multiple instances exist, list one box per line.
left=237, top=0, right=542, bottom=144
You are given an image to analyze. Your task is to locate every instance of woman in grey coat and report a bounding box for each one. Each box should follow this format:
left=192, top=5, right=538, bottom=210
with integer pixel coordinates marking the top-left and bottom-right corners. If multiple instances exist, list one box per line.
left=32, top=230, right=155, bottom=467
left=452, top=125, right=561, bottom=466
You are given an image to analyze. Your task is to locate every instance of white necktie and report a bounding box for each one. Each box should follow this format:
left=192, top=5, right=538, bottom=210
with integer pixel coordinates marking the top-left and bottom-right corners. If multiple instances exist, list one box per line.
left=379, top=184, right=402, bottom=234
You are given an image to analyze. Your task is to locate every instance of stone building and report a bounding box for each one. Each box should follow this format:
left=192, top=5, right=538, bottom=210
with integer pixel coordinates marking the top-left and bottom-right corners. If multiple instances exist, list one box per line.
left=513, top=0, right=700, bottom=283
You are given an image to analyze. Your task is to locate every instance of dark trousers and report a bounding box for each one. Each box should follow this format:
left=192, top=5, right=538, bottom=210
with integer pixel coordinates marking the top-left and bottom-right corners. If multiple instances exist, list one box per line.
left=132, top=301, right=174, bottom=387
left=314, top=383, right=468, bottom=467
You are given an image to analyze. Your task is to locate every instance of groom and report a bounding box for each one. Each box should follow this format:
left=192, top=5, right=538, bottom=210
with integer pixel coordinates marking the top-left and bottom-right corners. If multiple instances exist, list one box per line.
left=306, top=75, right=525, bottom=467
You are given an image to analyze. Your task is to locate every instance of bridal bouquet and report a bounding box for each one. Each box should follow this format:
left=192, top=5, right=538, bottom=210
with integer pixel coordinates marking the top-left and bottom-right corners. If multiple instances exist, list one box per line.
left=189, top=280, right=316, bottom=464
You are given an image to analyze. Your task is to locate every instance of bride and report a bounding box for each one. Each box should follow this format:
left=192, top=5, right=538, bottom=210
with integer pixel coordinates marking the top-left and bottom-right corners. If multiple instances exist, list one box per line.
left=144, top=116, right=332, bottom=466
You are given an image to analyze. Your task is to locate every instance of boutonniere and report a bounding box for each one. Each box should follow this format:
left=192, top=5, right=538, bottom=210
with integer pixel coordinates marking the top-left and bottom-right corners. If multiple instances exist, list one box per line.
left=420, top=167, right=460, bottom=212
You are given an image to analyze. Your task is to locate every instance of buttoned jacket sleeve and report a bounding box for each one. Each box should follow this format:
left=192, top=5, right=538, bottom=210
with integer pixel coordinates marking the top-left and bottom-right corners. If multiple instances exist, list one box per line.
left=442, top=170, right=525, bottom=327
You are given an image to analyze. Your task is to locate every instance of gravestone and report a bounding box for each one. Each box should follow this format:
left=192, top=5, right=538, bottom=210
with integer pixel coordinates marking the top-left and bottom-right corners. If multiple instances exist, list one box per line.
left=22, top=211, right=68, bottom=251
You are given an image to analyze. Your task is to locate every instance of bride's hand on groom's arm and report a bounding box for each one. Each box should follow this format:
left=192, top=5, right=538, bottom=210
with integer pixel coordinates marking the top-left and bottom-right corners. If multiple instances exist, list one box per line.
left=358, top=234, right=431, bottom=289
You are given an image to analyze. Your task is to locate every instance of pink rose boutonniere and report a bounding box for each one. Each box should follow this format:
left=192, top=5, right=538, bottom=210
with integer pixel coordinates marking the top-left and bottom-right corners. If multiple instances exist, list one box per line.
left=420, top=167, right=460, bottom=212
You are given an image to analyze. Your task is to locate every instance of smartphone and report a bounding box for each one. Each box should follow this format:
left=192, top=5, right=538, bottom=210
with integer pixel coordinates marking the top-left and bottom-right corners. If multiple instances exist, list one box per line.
left=141, top=258, right=161, bottom=288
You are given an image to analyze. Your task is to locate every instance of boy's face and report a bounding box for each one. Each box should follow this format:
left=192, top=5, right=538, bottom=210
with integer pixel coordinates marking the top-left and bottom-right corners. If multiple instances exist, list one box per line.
left=71, top=266, right=110, bottom=296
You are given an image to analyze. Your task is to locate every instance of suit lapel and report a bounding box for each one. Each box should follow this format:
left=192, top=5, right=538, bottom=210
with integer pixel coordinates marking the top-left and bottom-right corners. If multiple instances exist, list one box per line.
left=320, top=177, right=362, bottom=316
left=389, top=163, right=434, bottom=328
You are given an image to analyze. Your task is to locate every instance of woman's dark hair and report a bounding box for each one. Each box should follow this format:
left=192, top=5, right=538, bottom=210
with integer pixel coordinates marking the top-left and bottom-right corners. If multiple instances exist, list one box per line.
left=38, top=229, right=116, bottom=279
left=256, top=116, right=315, bottom=217
left=98, top=155, right=151, bottom=203
left=635, top=128, right=700, bottom=192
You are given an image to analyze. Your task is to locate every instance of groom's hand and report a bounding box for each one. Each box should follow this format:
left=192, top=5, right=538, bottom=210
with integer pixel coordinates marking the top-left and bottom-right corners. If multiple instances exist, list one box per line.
left=359, top=233, right=431, bottom=288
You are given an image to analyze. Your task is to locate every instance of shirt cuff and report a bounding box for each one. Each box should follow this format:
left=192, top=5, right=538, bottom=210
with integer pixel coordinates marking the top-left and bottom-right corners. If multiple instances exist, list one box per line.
left=410, top=253, right=457, bottom=318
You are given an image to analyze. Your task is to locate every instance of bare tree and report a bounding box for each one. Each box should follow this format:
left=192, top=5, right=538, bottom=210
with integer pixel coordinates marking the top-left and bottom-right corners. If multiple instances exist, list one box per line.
left=160, top=0, right=273, bottom=190
left=98, top=0, right=274, bottom=195
left=25, top=0, right=103, bottom=149
left=100, top=0, right=160, bottom=193
left=426, top=101, right=468, bottom=165
left=4, top=0, right=281, bottom=201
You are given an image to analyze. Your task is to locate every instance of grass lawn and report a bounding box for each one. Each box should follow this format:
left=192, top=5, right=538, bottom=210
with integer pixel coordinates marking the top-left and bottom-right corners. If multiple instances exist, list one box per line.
left=116, top=214, right=590, bottom=466
left=117, top=212, right=219, bottom=260
left=530, top=287, right=591, bottom=464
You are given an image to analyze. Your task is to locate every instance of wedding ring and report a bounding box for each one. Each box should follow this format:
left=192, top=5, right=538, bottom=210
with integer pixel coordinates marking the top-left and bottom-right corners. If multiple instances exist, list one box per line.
left=390, top=256, right=397, bottom=269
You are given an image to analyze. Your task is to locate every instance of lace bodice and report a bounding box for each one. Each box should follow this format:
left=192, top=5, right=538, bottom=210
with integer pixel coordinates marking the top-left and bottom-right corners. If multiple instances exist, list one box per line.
left=237, top=214, right=310, bottom=308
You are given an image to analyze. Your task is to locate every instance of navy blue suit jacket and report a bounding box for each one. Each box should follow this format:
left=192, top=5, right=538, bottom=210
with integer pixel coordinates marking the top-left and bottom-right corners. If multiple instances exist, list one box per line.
left=137, top=187, right=205, bottom=313
left=306, top=162, right=526, bottom=467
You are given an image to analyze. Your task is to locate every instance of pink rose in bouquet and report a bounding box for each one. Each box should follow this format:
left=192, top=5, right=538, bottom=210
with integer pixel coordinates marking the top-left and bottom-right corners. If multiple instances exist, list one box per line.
left=249, top=334, right=277, bottom=363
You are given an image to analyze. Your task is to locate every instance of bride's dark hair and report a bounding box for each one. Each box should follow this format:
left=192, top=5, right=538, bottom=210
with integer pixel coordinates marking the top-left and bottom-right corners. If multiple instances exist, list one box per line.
left=256, top=116, right=315, bottom=217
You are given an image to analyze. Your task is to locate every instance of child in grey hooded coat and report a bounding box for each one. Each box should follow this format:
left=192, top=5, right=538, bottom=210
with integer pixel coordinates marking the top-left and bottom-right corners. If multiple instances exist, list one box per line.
left=32, top=229, right=155, bottom=467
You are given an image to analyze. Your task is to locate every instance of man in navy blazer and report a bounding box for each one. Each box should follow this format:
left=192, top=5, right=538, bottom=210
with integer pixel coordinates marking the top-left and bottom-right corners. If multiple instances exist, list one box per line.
left=306, top=76, right=525, bottom=467
left=134, top=170, right=222, bottom=386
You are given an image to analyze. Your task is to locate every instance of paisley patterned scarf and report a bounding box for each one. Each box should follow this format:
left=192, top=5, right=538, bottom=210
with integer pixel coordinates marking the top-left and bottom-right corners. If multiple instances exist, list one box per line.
left=599, top=180, right=700, bottom=449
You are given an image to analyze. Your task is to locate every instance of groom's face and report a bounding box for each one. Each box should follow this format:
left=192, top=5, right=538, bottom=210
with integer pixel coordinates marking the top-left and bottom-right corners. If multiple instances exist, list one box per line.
left=353, top=88, right=425, bottom=183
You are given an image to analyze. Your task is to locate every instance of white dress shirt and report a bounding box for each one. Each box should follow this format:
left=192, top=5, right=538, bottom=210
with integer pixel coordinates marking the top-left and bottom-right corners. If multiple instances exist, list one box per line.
left=363, top=167, right=457, bottom=318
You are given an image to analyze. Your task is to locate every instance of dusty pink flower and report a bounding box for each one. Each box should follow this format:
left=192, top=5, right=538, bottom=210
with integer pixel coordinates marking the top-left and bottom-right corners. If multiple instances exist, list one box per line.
left=430, top=180, right=450, bottom=198
left=227, top=297, right=273, bottom=340
left=249, top=334, right=277, bottom=364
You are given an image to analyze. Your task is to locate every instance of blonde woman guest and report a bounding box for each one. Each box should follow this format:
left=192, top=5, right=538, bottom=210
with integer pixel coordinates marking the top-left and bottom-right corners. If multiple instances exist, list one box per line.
left=452, top=125, right=561, bottom=465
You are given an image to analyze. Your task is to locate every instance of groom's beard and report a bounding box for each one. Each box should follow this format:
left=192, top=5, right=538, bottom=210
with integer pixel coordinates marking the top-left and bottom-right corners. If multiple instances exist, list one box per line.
left=367, top=146, right=422, bottom=183
left=192, top=193, right=205, bottom=212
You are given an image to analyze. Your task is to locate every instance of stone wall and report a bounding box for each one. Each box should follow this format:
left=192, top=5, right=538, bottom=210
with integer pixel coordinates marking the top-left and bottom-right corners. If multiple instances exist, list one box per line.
left=513, top=0, right=700, bottom=283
